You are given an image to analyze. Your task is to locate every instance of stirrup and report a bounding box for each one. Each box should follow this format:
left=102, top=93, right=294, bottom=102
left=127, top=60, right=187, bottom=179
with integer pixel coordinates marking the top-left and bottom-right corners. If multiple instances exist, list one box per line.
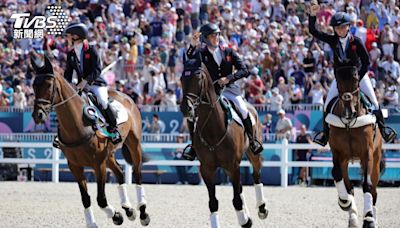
left=313, top=132, right=328, bottom=146
left=53, top=136, right=61, bottom=149
left=250, top=139, right=263, bottom=154
left=382, top=126, right=397, bottom=143
left=109, top=129, right=122, bottom=144
left=182, top=145, right=196, bottom=161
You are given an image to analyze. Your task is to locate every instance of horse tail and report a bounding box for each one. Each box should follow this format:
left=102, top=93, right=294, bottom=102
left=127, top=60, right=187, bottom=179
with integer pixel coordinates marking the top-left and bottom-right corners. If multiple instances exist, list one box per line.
left=122, top=144, right=133, bottom=165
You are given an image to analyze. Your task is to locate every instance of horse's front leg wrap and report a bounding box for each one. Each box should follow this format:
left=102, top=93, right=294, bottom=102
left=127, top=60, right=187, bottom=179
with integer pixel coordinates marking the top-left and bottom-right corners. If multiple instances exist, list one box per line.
left=118, top=184, right=132, bottom=208
left=84, top=207, right=96, bottom=227
left=254, top=183, right=266, bottom=207
left=236, top=210, right=249, bottom=226
left=210, top=212, right=220, bottom=228
left=101, top=205, right=116, bottom=218
left=335, top=179, right=349, bottom=200
left=136, top=185, right=147, bottom=208
left=363, top=192, right=373, bottom=217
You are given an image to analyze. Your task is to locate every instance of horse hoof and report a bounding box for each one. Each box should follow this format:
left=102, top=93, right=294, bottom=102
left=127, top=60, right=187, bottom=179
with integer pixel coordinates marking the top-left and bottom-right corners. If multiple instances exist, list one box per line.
left=338, top=198, right=352, bottom=211
left=258, top=204, right=268, bottom=220
left=123, top=206, right=136, bottom=221
left=363, top=215, right=375, bottom=228
left=112, top=211, right=124, bottom=225
left=140, top=214, right=150, bottom=226
left=241, top=218, right=252, bottom=228
left=363, top=221, right=375, bottom=228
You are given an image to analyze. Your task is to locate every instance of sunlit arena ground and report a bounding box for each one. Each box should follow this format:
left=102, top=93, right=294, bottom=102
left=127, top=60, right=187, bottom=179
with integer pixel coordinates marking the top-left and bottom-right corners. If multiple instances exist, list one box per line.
left=0, top=182, right=399, bottom=228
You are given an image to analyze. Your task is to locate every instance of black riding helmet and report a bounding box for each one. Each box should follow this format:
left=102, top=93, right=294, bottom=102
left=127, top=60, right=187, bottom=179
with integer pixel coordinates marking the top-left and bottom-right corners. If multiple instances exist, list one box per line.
left=330, top=12, right=351, bottom=27
left=200, top=23, right=221, bottom=42
left=64, top=22, right=88, bottom=39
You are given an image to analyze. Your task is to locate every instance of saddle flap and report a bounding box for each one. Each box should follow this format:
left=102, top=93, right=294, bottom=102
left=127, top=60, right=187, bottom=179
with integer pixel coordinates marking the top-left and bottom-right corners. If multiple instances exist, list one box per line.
left=220, top=96, right=255, bottom=128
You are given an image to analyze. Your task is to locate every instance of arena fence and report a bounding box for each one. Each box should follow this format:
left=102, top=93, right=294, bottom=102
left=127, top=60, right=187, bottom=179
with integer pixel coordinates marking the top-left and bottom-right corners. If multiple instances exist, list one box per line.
left=1, top=139, right=399, bottom=187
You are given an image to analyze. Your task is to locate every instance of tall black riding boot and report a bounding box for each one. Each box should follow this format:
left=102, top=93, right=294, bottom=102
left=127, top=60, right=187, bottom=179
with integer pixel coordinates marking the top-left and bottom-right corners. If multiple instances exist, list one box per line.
left=182, top=120, right=197, bottom=161
left=104, top=104, right=122, bottom=144
left=313, top=111, right=329, bottom=146
left=243, top=115, right=263, bottom=154
left=374, top=109, right=397, bottom=143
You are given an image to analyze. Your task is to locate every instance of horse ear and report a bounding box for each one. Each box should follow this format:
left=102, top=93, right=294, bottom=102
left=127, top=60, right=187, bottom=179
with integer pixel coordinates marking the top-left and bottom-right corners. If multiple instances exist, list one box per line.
left=43, top=54, right=54, bottom=75
left=30, top=54, right=42, bottom=74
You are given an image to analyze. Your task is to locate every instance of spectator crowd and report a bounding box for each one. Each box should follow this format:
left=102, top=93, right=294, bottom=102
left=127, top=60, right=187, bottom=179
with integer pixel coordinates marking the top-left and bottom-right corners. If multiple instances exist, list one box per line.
left=0, top=0, right=399, bottom=111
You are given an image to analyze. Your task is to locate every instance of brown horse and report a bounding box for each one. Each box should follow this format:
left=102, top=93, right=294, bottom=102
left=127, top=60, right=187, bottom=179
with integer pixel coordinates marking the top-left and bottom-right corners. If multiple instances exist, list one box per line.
left=326, top=66, right=382, bottom=228
left=180, top=62, right=268, bottom=228
left=31, top=54, right=150, bottom=227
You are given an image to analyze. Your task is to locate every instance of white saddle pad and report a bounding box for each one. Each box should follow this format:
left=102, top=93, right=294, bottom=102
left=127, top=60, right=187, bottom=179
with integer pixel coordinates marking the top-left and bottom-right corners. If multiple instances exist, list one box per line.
left=326, top=113, right=376, bottom=128
left=231, top=108, right=256, bottom=127
left=110, top=101, right=128, bottom=125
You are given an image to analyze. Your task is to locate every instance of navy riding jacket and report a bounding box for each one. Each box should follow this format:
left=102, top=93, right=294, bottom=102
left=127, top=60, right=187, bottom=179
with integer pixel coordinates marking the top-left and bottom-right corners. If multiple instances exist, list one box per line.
left=308, top=15, right=370, bottom=79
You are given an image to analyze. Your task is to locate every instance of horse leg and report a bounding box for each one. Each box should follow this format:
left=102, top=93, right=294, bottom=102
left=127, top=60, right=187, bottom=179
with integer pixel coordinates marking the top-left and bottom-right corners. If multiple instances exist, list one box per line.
left=331, top=154, right=353, bottom=211
left=124, top=132, right=150, bottom=226
left=107, top=154, right=136, bottom=221
left=229, top=166, right=252, bottom=228
left=370, top=149, right=381, bottom=227
left=341, top=161, right=359, bottom=228
left=200, top=164, right=220, bottom=228
left=246, top=151, right=268, bottom=219
left=361, top=148, right=378, bottom=228
left=94, top=160, right=123, bottom=225
left=68, top=163, right=97, bottom=228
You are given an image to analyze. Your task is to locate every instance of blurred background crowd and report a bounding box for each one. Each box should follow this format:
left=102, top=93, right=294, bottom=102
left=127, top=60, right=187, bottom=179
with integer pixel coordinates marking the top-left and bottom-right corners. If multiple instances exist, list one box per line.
left=0, top=0, right=399, bottom=111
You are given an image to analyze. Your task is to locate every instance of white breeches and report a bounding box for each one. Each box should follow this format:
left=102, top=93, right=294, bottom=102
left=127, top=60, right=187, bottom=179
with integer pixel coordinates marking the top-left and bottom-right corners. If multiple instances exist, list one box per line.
left=91, top=85, right=109, bottom=109
left=324, top=74, right=379, bottom=111
left=222, top=90, right=249, bottom=119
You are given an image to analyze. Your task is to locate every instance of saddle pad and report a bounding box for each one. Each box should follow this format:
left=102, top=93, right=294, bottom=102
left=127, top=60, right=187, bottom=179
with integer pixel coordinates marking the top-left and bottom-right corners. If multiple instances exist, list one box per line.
left=220, top=96, right=256, bottom=127
left=231, top=107, right=256, bottom=127
left=110, top=100, right=128, bottom=125
left=326, top=113, right=376, bottom=128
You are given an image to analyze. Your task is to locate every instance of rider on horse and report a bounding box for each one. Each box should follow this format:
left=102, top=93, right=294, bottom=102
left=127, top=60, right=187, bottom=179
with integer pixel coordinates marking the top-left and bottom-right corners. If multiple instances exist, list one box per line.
left=182, top=23, right=264, bottom=161
left=309, top=3, right=397, bottom=146
left=63, top=22, right=121, bottom=144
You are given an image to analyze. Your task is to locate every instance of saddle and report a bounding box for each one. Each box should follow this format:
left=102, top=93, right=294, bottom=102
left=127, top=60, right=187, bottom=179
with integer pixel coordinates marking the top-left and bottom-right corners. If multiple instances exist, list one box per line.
left=81, top=91, right=128, bottom=138
left=219, top=96, right=255, bottom=127
left=325, top=92, right=376, bottom=129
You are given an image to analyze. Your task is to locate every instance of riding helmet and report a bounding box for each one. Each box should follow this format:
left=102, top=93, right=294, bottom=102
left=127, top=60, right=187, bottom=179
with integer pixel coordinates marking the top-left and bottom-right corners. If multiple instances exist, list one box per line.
left=200, top=23, right=221, bottom=41
left=330, top=12, right=351, bottom=27
left=64, top=22, right=88, bottom=39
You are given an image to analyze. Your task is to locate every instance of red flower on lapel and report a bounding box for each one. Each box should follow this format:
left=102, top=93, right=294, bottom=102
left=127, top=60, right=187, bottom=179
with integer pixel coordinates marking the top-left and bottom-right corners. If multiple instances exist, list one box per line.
left=85, top=53, right=90, bottom=59
left=351, top=45, right=357, bottom=52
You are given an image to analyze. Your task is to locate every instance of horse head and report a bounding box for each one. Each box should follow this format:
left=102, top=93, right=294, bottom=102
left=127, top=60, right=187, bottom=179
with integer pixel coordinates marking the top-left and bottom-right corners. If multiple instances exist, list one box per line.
left=31, top=53, right=57, bottom=124
left=335, top=66, right=360, bottom=120
left=180, top=59, right=213, bottom=120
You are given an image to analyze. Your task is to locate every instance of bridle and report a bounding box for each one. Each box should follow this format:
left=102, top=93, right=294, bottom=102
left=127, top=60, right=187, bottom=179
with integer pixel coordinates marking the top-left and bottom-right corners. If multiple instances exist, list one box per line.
left=337, top=85, right=360, bottom=129
left=33, top=73, right=79, bottom=113
left=184, top=69, right=229, bottom=151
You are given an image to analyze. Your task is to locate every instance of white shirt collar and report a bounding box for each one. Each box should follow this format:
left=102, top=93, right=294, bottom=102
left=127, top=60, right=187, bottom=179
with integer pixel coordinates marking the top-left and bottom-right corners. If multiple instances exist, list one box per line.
left=339, top=33, right=350, bottom=51
left=74, top=42, right=83, bottom=57
left=207, top=46, right=222, bottom=66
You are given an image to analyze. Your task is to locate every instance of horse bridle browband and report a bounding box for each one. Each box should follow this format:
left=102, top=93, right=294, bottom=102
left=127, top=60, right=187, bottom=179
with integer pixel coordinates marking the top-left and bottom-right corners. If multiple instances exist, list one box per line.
left=34, top=73, right=79, bottom=109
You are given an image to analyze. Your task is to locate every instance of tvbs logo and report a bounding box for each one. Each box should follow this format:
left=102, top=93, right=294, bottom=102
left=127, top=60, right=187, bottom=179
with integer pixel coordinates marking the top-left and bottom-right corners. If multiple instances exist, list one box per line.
left=11, top=13, right=57, bottom=29
left=11, top=5, right=69, bottom=39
